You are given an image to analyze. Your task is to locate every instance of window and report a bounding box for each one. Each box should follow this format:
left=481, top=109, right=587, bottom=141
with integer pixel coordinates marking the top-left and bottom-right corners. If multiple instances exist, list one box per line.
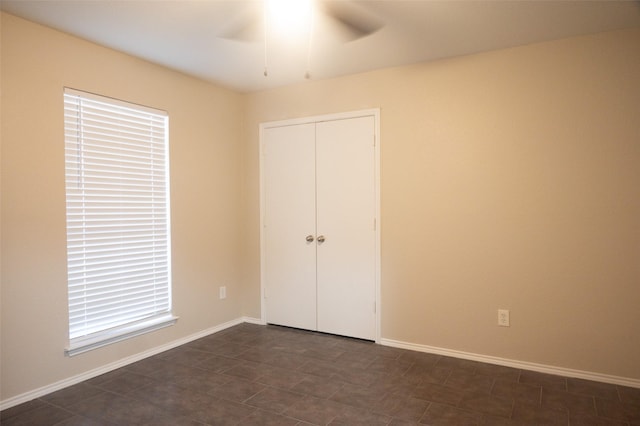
left=64, top=88, right=175, bottom=356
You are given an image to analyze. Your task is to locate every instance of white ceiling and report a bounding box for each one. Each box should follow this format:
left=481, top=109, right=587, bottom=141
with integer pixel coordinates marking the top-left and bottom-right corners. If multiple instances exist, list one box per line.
left=2, top=0, right=640, bottom=93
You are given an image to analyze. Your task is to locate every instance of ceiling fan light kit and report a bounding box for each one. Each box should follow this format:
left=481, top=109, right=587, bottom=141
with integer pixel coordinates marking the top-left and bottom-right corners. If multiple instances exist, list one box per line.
left=264, top=0, right=315, bottom=79
left=265, top=0, right=314, bottom=40
left=221, top=0, right=384, bottom=81
left=263, top=0, right=381, bottom=42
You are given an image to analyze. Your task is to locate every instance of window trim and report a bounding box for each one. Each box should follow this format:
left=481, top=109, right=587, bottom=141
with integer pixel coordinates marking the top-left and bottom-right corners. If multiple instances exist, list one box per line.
left=65, top=314, right=178, bottom=356
left=63, top=87, right=176, bottom=356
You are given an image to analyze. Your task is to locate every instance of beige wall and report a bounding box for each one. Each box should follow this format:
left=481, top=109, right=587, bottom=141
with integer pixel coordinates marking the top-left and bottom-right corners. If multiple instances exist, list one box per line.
left=242, top=28, right=640, bottom=380
left=1, top=13, right=244, bottom=400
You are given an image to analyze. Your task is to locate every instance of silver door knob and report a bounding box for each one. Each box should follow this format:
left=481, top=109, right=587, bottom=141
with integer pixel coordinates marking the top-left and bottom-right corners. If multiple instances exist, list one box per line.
left=317, top=235, right=325, bottom=243
left=305, top=235, right=314, bottom=243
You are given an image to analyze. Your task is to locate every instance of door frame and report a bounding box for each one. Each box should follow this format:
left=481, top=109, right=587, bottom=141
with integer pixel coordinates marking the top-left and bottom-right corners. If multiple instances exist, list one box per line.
left=259, top=108, right=381, bottom=342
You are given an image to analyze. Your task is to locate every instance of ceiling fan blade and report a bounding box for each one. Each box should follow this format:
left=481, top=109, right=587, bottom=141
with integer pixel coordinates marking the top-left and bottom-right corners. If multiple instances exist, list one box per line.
left=218, top=7, right=263, bottom=42
left=321, top=1, right=384, bottom=41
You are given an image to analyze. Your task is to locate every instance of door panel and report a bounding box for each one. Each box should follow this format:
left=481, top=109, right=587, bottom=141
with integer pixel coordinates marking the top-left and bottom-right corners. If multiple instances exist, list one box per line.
left=315, top=116, right=376, bottom=340
left=263, top=124, right=317, bottom=330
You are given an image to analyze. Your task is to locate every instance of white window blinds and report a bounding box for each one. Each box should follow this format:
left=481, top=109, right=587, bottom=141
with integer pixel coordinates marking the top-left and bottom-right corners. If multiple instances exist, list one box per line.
left=64, top=88, right=175, bottom=356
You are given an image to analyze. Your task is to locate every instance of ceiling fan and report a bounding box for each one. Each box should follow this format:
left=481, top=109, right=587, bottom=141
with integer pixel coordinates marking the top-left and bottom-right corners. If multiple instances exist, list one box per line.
left=219, top=0, right=384, bottom=43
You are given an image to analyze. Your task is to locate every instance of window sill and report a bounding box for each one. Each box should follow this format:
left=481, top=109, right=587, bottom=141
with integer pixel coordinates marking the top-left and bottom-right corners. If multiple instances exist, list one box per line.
left=65, top=314, right=178, bottom=357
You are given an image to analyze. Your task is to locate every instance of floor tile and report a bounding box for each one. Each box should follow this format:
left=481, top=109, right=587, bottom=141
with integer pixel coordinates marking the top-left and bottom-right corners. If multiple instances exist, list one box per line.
left=0, top=403, right=75, bottom=426
left=329, top=337, right=375, bottom=354
left=207, top=341, right=252, bottom=358
left=491, top=378, right=542, bottom=406
left=194, top=354, right=243, bottom=373
left=302, top=346, right=345, bottom=362
left=55, top=415, right=120, bottom=425
left=1, top=399, right=49, bottom=422
left=567, top=377, right=620, bottom=400
left=412, top=382, right=465, bottom=406
left=191, top=397, right=256, bottom=425
left=207, top=376, right=266, bottom=402
left=519, top=370, right=568, bottom=391
left=542, top=387, right=597, bottom=415
left=404, top=364, right=451, bottom=385
left=184, top=334, right=230, bottom=352
left=284, top=395, right=345, bottom=425
left=298, top=358, right=343, bottom=378
left=144, top=360, right=210, bottom=385
left=255, top=364, right=308, bottom=389
left=122, top=355, right=170, bottom=376
left=372, top=393, right=430, bottom=421
left=68, top=392, right=183, bottom=425
left=89, top=371, right=157, bottom=395
left=331, top=367, right=382, bottom=387
left=290, top=374, right=345, bottom=399
left=237, top=408, right=300, bottom=425
left=397, top=350, right=441, bottom=367
left=41, top=383, right=105, bottom=409
left=367, top=344, right=407, bottom=360
left=569, top=411, right=631, bottom=426
left=238, top=349, right=309, bottom=371
left=329, top=382, right=388, bottom=409
left=388, top=419, right=422, bottom=426
left=618, top=386, right=640, bottom=405
left=158, top=346, right=215, bottom=366
left=368, top=356, right=413, bottom=376
left=459, top=393, right=514, bottom=419
left=445, top=369, right=494, bottom=394
left=480, top=414, right=524, bottom=425
left=244, top=387, right=305, bottom=414
left=596, top=397, right=640, bottom=424
left=126, top=381, right=212, bottom=416
left=329, top=404, right=392, bottom=425
left=332, top=350, right=378, bottom=369
left=223, top=361, right=264, bottom=381
left=419, top=402, right=483, bottom=425
left=86, top=370, right=128, bottom=387
left=171, top=367, right=232, bottom=393
left=372, top=373, right=422, bottom=395
left=435, top=356, right=480, bottom=372
left=474, top=363, right=520, bottom=382
left=511, top=402, right=569, bottom=425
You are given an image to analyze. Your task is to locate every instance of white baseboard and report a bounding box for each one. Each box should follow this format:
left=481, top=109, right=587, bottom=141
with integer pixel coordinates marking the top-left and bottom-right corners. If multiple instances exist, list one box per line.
left=241, top=316, right=265, bottom=325
left=0, top=317, right=245, bottom=411
left=5, top=321, right=638, bottom=411
left=380, top=337, right=640, bottom=389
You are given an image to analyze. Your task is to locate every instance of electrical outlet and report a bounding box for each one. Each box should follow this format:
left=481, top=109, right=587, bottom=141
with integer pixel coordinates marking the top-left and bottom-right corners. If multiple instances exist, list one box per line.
left=498, top=309, right=510, bottom=327
left=219, top=286, right=227, bottom=300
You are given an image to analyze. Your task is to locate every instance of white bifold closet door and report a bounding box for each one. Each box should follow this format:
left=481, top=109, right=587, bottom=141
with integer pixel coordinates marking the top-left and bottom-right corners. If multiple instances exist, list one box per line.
left=263, top=123, right=317, bottom=331
left=263, top=115, right=376, bottom=341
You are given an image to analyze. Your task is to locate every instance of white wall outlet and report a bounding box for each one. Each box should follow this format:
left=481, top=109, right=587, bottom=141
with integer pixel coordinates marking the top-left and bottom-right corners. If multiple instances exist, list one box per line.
left=219, top=286, right=227, bottom=300
left=498, top=309, right=510, bottom=327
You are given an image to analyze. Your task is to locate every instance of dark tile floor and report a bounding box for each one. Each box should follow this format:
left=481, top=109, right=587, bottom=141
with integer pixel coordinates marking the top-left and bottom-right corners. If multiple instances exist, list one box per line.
left=2, top=323, right=640, bottom=425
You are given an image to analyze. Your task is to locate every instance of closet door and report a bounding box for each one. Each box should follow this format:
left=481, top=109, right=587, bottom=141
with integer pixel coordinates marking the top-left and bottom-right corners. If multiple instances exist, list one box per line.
left=316, top=116, right=376, bottom=340
left=263, top=123, right=317, bottom=330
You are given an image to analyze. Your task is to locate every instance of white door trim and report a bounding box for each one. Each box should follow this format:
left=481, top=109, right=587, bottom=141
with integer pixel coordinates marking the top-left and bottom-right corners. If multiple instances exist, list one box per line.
left=259, top=108, right=381, bottom=342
